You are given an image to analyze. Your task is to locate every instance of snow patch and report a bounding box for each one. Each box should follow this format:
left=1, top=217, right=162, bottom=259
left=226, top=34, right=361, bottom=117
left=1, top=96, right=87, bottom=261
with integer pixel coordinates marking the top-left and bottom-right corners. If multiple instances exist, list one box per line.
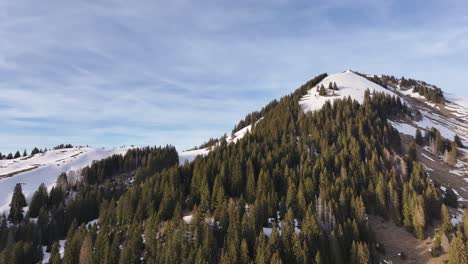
left=389, top=121, right=417, bottom=136
left=300, top=71, right=397, bottom=112
left=0, top=147, right=130, bottom=213
left=178, top=148, right=210, bottom=164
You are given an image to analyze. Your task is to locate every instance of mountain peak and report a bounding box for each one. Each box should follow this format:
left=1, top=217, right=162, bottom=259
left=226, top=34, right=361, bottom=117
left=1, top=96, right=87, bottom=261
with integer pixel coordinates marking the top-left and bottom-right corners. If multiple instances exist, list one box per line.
left=299, top=70, right=396, bottom=112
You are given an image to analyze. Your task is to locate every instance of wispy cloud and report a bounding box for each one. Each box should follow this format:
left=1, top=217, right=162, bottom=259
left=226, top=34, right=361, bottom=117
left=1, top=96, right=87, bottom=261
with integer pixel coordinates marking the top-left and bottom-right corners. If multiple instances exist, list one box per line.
left=0, top=0, right=468, bottom=153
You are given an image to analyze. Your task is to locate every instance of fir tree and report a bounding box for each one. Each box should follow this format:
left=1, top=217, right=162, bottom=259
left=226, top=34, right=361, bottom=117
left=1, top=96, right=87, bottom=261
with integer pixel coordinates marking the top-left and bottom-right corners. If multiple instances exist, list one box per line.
left=8, top=183, right=27, bottom=224
left=79, top=234, right=93, bottom=264
left=440, top=204, right=451, bottom=234
left=49, top=242, right=63, bottom=264
left=448, top=231, right=468, bottom=264
left=415, top=128, right=423, bottom=145
left=28, top=183, right=49, bottom=218
left=319, top=85, right=327, bottom=96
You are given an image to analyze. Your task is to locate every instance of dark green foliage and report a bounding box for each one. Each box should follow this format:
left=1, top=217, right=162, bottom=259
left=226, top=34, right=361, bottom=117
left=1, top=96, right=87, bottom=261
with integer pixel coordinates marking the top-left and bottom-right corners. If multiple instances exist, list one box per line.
left=31, top=147, right=40, bottom=155
left=444, top=188, right=458, bottom=208
left=0, top=73, right=446, bottom=263
left=319, top=84, right=327, bottom=96
left=415, top=129, right=423, bottom=145
left=454, top=135, right=464, bottom=148
left=9, top=183, right=27, bottom=224
left=49, top=242, right=62, bottom=264
left=28, top=183, right=49, bottom=218
left=53, top=144, right=73, bottom=150
left=411, top=84, right=444, bottom=104
left=81, top=145, right=178, bottom=184
left=358, top=72, right=444, bottom=104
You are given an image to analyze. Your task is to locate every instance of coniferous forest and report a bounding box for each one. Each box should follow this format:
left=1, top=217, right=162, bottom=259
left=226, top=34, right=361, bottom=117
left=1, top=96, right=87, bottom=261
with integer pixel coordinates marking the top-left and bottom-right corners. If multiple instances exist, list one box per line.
left=1, top=73, right=467, bottom=264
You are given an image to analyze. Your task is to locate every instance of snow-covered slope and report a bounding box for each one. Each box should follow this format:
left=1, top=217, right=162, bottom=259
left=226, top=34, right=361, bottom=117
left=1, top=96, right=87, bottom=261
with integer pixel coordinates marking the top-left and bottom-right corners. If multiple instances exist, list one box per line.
left=178, top=119, right=261, bottom=164
left=299, top=70, right=468, bottom=210
left=0, top=147, right=130, bottom=213
left=178, top=148, right=210, bottom=164
left=300, top=70, right=397, bottom=112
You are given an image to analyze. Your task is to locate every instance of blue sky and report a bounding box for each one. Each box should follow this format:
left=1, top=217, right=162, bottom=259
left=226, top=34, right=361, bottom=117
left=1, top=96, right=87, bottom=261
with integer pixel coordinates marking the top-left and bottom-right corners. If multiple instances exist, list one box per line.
left=1, top=0, right=468, bottom=153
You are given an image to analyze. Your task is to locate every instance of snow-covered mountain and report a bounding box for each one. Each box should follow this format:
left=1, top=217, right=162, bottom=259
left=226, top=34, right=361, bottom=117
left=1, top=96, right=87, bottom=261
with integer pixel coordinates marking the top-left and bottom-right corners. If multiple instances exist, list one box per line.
left=301, top=70, right=468, bottom=212
left=179, top=70, right=468, bottom=209
left=299, top=70, right=397, bottom=111
left=1, top=70, right=467, bottom=218
left=0, top=147, right=130, bottom=213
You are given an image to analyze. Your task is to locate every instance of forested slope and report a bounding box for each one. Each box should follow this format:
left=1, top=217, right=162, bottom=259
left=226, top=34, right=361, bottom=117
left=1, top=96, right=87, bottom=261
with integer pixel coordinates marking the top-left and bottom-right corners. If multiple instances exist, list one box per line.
left=0, top=73, right=467, bottom=263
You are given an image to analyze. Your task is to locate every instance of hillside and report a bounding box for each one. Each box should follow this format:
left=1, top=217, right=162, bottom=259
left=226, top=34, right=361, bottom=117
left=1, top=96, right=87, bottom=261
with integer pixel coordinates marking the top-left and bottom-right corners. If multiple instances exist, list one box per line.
left=0, top=70, right=467, bottom=263
left=0, top=147, right=131, bottom=213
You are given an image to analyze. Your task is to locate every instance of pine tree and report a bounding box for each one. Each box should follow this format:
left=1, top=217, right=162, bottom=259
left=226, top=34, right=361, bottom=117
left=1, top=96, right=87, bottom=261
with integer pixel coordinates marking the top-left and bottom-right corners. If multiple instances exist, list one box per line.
left=445, top=141, right=458, bottom=166
left=79, top=234, right=93, bottom=264
left=412, top=196, right=426, bottom=239
left=9, top=183, right=27, bottom=224
left=319, top=85, right=327, bottom=96
left=22, top=150, right=27, bottom=157
left=270, top=251, right=283, bottom=264
left=240, top=238, right=250, bottom=264
left=431, top=230, right=442, bottom=257
left=13, top=151, right=21, bottom=159
left=31, top=147, right=40, bottom=155
left=448, top=231, right=468, bottom=264
left=408, top=142, right=418, bottom=162
left=49, top=242, right=63, bottom=264
left=118, top=227, right=143, bottom=264
left=29, top=183, right=49, bottom=218
left=415, top=129, right=423, bottom=145
left=454, top=135, right=464, bottom=148
left=315, top=251, right=321, bottom=264
left=463, top=209, right=468, bottom=239
left=440, top=204, right=451, bottom=234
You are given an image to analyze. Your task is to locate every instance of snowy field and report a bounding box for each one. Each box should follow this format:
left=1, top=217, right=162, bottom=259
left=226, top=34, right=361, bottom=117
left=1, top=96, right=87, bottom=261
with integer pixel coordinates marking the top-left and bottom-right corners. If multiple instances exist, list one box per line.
left=0, top=147, right=130, bottom=213
left=299, top=70, right=397, bottom=112
left=178, top=120, right=260, bottom=164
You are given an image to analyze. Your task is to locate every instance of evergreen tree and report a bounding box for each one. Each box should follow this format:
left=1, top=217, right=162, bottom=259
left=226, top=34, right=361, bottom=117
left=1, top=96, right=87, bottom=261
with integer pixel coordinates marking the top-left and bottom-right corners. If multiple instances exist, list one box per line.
left=440, top=204, right=451, bottom=234
left=415, top=129, right=423, bottom=145
left=13, top=151, right=21, bottom=159
left=408, top=142, right=418, bottom=162
left=463, top=209, right=468, bottom=239
left=448, top=231, right=468, bottom=264
left=319, top=85, right=326, bottom=96
left=31, top=147, right=40, bottom=155
left=9, top=183, right=27, bottom=224
left=454, top=135, right=464, bottom=148
left=118, top=227, right=143, bottom=264
left=412, top=196, right=426, bottom=239
left=28, top=183, right=49, bottom=218
left=79, top=234, right=93, bottom=264
left=49, top=242, right=63, bottom=264
left=445, top=141, right=458, bottom=166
